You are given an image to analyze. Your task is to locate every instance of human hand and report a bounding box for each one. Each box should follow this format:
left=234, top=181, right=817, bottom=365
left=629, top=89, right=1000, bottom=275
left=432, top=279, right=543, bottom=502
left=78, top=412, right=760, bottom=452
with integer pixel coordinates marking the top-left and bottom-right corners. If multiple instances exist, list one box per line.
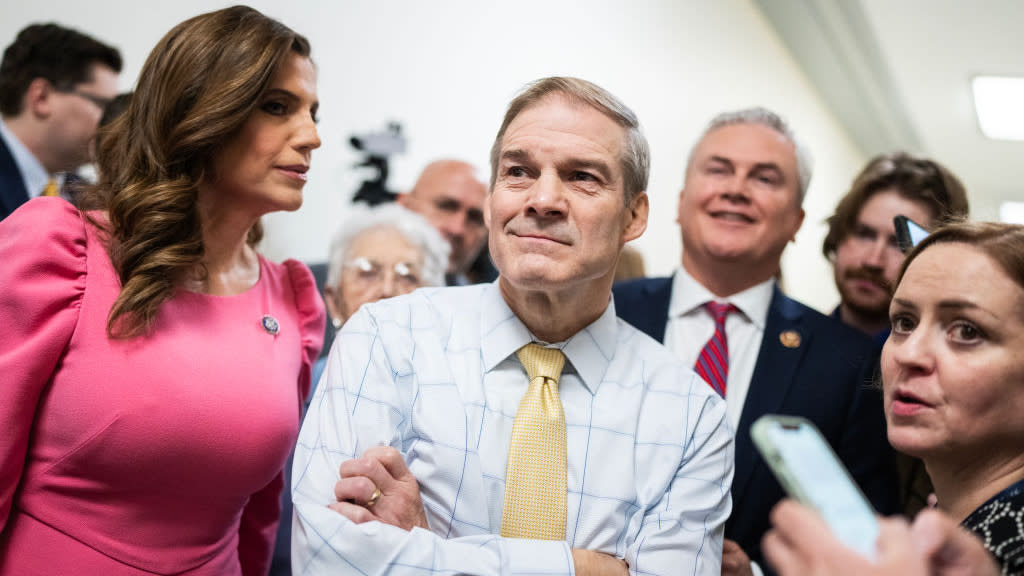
left=328, top=445, right=429, bottom=531
left=571, top=549, right=629, bottom=576
left=911, top=509, right=1000, bottom=576
left=763, top=500, right=1000, bottom=576
left=721, top=539, right=754, bottom=576
left=763, top=499, right=898, bottom=576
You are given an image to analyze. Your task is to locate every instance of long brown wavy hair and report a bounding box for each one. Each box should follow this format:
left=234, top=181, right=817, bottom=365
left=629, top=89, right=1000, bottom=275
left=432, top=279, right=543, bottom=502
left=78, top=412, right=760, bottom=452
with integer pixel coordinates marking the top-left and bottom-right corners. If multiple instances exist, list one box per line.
left=81, top=6, right=311, bottom=338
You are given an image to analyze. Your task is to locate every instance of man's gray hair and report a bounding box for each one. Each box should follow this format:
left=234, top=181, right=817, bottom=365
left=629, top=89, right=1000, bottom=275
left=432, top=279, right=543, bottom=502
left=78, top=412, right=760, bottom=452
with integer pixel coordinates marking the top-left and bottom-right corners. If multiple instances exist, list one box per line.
left=326, top=203, right=450, bottom=289
left=691, top=107, right=814, bottom=203
left=489, top=76, right=649, bottom=205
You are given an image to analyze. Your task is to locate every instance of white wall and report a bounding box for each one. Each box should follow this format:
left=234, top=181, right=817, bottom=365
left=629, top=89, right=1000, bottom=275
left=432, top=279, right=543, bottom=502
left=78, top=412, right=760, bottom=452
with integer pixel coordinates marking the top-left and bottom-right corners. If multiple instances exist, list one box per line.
left=1, top=0, right=866, bottom=312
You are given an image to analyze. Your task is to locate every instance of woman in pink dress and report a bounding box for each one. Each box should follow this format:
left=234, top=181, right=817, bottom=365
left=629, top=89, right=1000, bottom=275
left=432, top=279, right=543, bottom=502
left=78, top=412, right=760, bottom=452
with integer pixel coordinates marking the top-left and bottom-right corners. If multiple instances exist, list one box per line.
left=0, top=6, right=324, bottom=575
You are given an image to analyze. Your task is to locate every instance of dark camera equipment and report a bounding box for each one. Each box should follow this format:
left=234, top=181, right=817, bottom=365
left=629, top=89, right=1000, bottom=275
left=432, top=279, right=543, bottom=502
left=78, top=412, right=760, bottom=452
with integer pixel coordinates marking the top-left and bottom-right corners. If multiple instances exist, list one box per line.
left=350, top=122, right=406, bottom=206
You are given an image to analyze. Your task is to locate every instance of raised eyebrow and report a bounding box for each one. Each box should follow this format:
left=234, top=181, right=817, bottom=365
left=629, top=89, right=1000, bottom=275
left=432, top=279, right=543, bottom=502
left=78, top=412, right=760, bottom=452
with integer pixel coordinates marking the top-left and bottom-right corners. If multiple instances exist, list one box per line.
left=263, top=88, right=298, bottom=101
left=937, top=300, right=979, bottom=309
left=564, top=159, right=613, bottom=181
left=893, top=297, right=997, bottom=320
left=750, top=162, right=784, bottom=178
left=939, top=300, right=1003, bottom=322
left=500, top=149, right=534, bottom=164
left=264, top=88, right=319, bottom=111
left=890, top=297, right=918, bottom=311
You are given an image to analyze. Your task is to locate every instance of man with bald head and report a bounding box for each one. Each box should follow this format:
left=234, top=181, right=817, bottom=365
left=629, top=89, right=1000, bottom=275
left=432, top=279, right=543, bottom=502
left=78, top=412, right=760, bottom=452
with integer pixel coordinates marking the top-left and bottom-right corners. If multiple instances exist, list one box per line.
left=397, top=159, right=489, bottom=284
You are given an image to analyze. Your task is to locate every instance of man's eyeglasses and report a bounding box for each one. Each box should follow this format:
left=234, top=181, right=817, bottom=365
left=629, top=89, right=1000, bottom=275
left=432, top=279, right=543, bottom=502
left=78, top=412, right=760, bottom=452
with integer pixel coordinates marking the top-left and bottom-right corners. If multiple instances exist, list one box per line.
left=344, top=257, right=421, bottom=290
left=64, top=89, right=114, bottom=111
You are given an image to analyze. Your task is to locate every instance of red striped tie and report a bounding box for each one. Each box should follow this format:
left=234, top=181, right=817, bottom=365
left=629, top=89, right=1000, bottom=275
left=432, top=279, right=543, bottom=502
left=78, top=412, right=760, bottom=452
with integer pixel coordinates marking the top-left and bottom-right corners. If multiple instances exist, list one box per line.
left=694, top=302, right=738, bottom=397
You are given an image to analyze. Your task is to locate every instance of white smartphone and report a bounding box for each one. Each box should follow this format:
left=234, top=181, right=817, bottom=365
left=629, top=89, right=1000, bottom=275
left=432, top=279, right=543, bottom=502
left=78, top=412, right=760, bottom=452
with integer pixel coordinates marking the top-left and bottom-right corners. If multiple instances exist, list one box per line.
left=751, top=414, right=879, bottom=559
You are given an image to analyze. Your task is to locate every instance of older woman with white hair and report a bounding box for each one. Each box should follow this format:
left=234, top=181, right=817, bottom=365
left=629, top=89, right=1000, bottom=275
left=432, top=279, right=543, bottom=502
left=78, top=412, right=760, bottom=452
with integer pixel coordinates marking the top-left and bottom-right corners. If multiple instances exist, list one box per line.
left=274, top=204, right=449, bottom=575
left=313, top=203, right=450, bottom=382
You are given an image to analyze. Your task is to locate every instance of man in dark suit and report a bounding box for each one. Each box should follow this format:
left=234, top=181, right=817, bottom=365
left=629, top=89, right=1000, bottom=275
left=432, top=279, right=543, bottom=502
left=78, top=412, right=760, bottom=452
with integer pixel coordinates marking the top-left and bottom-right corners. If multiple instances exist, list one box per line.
left=0, top=23, right=121, bottom=220
left=614, top=108, right=898, bottom=576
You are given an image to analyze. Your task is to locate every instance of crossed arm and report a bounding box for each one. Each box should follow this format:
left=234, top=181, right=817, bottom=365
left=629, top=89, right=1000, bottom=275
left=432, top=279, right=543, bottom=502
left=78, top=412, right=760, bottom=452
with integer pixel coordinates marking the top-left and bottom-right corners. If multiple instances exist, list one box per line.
left=291, top=309, right=731, bottom=576
left=329, top=445, right=628, bottom=576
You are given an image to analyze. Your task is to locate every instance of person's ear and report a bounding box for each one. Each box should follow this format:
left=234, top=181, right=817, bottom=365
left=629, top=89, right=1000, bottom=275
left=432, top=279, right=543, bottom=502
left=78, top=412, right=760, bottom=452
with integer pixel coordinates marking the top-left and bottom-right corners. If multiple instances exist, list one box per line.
left=789, top=208, right=806, bottom=242
left=25, top=78, right=55, bottom=119
left=622, top=191, right=649, bottom=243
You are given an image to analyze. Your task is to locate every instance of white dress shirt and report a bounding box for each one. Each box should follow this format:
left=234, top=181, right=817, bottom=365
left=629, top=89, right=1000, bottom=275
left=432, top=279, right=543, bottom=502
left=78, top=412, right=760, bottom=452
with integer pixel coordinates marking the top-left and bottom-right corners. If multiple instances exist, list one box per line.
left=292, top=282, right=734, bottom=576
left=663, top=268, right=774, bottom=431
left=663, top=267, right=774, bottom=576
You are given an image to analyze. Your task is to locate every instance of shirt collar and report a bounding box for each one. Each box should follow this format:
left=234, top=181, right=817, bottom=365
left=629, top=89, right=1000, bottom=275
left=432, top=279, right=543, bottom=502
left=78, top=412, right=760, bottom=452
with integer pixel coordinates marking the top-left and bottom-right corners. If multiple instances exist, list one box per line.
left=668, top=266, right=775, bottom=330
left=480, top=280, right=616, bottom=394
left=0, top=118, right=50, bottom=198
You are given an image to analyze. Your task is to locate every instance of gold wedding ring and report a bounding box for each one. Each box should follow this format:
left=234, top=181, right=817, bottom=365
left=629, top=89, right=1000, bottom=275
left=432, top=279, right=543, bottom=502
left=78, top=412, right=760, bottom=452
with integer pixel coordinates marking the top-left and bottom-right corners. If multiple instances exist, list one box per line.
left=366, top=487, right=381, bottom=508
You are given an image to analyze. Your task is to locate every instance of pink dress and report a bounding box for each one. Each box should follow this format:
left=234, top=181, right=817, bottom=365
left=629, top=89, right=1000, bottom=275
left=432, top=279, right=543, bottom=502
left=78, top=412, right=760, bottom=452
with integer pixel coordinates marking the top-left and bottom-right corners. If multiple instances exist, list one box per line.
left=0, top=199, right=325, bottom=575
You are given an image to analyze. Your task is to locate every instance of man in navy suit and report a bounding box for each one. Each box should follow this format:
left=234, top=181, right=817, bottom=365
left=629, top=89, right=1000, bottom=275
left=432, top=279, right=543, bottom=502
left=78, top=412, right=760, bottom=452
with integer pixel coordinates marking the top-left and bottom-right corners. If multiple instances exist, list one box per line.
left=614, top=108, right=898, bottom=576
left=0, top=23, right=121, bottom=220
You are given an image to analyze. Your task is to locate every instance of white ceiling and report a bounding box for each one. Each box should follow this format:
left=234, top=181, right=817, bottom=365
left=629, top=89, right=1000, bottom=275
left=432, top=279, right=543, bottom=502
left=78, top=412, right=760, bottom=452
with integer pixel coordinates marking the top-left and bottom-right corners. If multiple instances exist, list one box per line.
left=754, top=0, right=1024, bottom=219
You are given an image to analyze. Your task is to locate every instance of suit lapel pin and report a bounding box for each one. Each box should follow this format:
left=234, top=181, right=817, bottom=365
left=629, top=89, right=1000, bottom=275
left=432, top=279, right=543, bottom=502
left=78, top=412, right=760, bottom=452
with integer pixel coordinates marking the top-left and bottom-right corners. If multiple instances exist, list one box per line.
left=779, top=330, right=801, bottom=349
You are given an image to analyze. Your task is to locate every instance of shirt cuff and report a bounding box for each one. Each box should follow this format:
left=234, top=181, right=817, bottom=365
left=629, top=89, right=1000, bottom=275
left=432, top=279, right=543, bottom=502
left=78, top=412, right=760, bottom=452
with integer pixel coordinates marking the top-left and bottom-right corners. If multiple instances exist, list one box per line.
left=750, top=559, right=764, bottom=576
left=501, top=537, right=575, bottom=576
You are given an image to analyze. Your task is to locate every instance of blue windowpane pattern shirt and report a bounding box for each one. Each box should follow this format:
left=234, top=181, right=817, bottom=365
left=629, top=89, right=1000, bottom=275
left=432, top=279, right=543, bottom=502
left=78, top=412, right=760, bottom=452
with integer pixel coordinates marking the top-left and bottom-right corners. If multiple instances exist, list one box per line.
left=292, top=282, right=734, bottom=575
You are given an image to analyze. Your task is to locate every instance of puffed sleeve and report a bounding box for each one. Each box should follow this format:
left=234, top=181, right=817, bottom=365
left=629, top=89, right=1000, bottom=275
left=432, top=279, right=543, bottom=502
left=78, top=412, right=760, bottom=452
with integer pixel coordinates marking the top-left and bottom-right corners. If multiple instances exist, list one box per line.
left=0, top=198, right=87, bottom=529
left=282, top=258, right=326, bottom=407
left=236, top=258, right=325, bottom=576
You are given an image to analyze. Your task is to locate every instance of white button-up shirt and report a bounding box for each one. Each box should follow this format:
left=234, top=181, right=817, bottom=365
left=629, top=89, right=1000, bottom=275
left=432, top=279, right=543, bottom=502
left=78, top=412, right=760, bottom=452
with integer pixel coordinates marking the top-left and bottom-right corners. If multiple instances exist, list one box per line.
left=664, top=268, right=774, bottom=429
left=292, top=282, right=733, bottom=576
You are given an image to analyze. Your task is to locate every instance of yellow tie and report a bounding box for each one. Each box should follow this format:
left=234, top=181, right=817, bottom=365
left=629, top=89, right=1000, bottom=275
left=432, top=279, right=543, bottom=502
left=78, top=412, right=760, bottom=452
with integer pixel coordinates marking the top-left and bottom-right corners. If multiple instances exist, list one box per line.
left=501, top=343, right=567, bottom=540
left=41, top=179, right=58, bottom=197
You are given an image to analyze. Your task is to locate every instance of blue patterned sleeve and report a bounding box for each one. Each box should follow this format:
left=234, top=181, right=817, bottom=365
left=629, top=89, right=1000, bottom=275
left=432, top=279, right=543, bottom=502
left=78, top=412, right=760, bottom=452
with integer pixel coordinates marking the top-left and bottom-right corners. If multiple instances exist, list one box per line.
left=290, top=306, right=574, bottom=576
left=626, top=369, right=734, bottom=576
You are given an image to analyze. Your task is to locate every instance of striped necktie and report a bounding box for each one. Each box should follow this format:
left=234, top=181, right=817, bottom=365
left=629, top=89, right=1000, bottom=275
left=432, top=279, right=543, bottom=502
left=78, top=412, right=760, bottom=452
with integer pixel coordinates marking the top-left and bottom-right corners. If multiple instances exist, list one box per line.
left=694, top=301, right=738, bottom=397
left=501, top=343, right=567, bottom=540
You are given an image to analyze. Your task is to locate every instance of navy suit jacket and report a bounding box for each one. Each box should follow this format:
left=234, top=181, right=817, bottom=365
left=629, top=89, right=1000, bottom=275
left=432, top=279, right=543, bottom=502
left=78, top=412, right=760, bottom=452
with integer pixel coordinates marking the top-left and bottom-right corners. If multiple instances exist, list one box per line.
left=0, top=133, right=30, bottom=221
left=614, top=276, right=898, bottom=569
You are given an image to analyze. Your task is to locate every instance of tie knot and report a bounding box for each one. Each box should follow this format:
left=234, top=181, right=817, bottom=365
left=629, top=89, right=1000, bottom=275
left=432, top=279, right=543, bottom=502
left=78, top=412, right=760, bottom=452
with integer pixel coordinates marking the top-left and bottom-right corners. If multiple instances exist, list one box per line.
left=41, top=179, right=59, bottom=197
left=705, top=301, right=738, bottom=323
left=516, top=343, right=566, bottom=384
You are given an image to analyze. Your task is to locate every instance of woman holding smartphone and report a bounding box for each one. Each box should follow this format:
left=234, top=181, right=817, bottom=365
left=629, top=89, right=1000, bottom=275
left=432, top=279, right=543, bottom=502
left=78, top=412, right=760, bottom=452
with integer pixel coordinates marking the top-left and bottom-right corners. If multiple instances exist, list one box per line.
left=765, top=221, right=1024, bottom=575
left=0, top=6, right=324, bottom=574
left=882, top=221, right=1024, bottom=574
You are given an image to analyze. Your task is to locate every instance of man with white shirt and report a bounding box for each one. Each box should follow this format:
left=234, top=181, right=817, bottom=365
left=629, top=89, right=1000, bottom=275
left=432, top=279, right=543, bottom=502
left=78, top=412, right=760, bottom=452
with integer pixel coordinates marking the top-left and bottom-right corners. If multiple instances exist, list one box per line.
left=614, top=108, right=898, bottom=576
left=0, top=23, right=120, bottom=220
left=292, top=77, right=734, bottom=576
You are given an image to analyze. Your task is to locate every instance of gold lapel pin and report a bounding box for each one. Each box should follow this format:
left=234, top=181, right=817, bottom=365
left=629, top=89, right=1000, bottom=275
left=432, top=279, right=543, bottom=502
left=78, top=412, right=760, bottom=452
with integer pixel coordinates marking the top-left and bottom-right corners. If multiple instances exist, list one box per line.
left=779, top=330, right=801, bottom=349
